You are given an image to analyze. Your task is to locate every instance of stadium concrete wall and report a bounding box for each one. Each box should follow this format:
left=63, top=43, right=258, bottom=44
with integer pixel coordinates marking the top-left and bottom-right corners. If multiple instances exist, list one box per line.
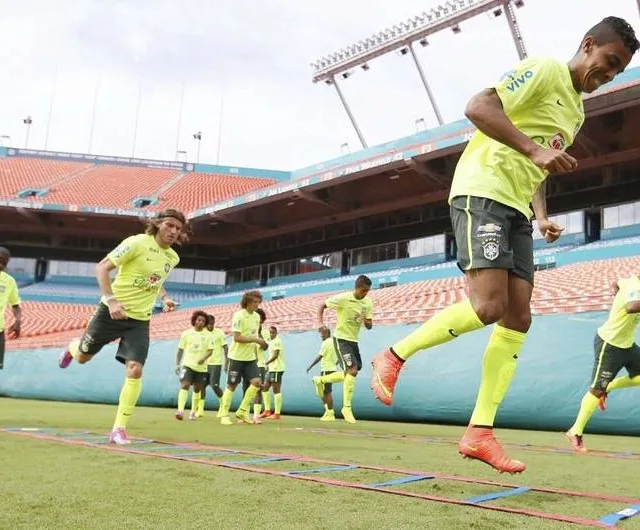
left=2, top=312, right=639, bottom=435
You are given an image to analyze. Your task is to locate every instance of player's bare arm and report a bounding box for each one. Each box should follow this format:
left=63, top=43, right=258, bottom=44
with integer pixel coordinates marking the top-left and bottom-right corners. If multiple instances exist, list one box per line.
left=234, top=331, right=267, bottom=349
left=465, top=88, right=578, bottom=174
left=96, top=257, right=127, bottom=320
left=8, top=303, right=21, bottom=338
left=307, top=355, right=322, bottom=373
left=532, top=181, right=563, bottom=243
left=265, top=349, right=280, bottom=366
left=158, top=286, right=177, bottom=312
left=317, top=303, right=328, bottom=332
left=626, top=298, right=640, bottom=314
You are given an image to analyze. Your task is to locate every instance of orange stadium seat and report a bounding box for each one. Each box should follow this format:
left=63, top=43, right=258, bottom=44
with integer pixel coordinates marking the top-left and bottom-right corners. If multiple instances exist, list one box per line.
left=154, top=172, right=276, bottom=212
left=7, top=256, right=640, bottom=351
left=0, top=158, right=92, bottom=198
left=41, top=165, right=180, bottom=209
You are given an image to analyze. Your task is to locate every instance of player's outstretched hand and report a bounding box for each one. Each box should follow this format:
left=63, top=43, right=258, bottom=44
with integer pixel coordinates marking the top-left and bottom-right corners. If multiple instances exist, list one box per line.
left=7, top=322, right=20, bottom=339
left=529, top=147, right=577, bottom=174
left=538, top=218, right=564, bottom=243
left=162, top=298, right=177, bottom=312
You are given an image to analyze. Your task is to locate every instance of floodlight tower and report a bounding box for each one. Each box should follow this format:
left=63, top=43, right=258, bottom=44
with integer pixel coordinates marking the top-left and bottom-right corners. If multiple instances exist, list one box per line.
left=311, top=0, right=528, bottom=148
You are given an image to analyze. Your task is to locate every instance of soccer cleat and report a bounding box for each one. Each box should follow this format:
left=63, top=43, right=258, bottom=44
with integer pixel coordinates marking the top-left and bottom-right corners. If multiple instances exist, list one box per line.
left=458, top=426, right=526, bottom=474
left=320, top=410, right=336, bottom=422
left=341, top=407, right=356, bottom=424
left=565, top=431, right=587, bottom=453
left=235, top=409, right=255, bottom=425
left=597, top=394, right=608, bottom=412
left=312, top=376, right=325, bottom=399
left=196, top=411, right=205, bottom=418
left=259, top=410, right=273, bottom=419
left=267, top=413, right=281, bottom=420
left=252, top=415, right=264, bottom=424
left=58, top=349, right=73, bottom=369
left=189, top=412, right=197, bottom=421
left=370, top=348, right=404, bottom=406
left=220, top=416, right=233, bottom=426
left=109, top=428, right=131, bottom=445
left=175, top=411, right=184, bottom=421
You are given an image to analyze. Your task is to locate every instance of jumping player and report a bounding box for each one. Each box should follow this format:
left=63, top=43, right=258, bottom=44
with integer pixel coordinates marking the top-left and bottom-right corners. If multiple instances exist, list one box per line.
left=307, top=327, right=340, bottom=421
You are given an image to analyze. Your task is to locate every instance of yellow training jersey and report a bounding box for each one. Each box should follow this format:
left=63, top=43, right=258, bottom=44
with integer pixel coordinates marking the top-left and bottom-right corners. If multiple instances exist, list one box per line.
left=206, top=328, right=226, bottom=366
left=0, top=271, right=20, bottom=333
left=178, top=328, right=212, bottom=373
left=319, top=337, right=339, bottom=372
left=326, top=291, right=373, bottom=343
left=256, top=328, right=270, bottom=368
left=450, top=56, right=585, bottom=219
left=229, top=308, right=261, bottom=362
left=105, top=233, right=179, bottom=321
left=598, top=276, right=640, bottom=349
left=268, top=335, right=285, bottom=372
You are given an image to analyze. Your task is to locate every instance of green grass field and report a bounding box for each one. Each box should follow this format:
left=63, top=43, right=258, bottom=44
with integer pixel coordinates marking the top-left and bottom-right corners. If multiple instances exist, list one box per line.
left=1, top=398, right=639, bottom=529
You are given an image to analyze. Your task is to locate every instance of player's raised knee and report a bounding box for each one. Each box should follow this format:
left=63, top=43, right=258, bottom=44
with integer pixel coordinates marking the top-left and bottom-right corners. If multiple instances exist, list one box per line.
left=472, top=299, right=507, bottom=326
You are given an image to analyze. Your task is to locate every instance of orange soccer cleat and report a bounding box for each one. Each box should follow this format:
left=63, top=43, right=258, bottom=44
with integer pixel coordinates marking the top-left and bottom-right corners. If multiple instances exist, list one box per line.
left=458, top=426, right=526, bottom=474
left=370, top=348, right=404, bottom=406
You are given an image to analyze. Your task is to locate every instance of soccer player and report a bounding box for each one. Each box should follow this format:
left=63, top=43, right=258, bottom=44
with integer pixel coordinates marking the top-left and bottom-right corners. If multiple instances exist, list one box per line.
left=316, top=275, right=373, bottom=424
left=370, top=17, right=639, bottom=473
left=200, top=314, right=227, bottom=418
left=566, top=276, right=640, bottom=452
left=306, top=327, right=340, bottom=421
left=263, top=326, right=285, bottom=419
left=217, top=290, right=269, bottom=425
left=250, top=308, right=270, bottom=421
left=0, top=247, right=22, bottom=370
left=58, top=209, right=189, bottom=444
left=175, top=310, right=212, bottom=420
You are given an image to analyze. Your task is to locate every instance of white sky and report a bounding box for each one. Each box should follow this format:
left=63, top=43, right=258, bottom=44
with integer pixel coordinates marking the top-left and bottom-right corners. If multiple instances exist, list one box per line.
left=1, top=0, right=639, bottom=171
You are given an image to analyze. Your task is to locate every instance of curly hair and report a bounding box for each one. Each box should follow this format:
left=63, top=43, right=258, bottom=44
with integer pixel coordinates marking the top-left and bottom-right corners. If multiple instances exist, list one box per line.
left=191, top=310, right=209, bottom=327
left=240, top=290, right=263, bottom=309
left=145, top=209, right=192, bottom=246
left=586, top=16, right=640, bottom=54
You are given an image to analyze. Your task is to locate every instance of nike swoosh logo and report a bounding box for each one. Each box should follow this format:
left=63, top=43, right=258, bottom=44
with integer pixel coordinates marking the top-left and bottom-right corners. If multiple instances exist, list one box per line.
left=556, top=99, right=564, bottom=107
left=448, top=329, right=459, bottom=337
left=462, top=444, right=479, bottom=451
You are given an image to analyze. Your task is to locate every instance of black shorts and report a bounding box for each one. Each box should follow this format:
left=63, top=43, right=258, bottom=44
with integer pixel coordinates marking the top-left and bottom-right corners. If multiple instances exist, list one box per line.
left=207, top=365, right=222, bottom=388
left=0, top=331, right=5, bottom=370
left=321, top=370, right=335, bottom=393
left=79, top=304, right=150, bottom=365
left=267, top=371, right=284, bottom=384
left=591, top=334, right=640, bottom=392
left=450, top=195, right=535, bottom=285
left=243, top=366, right=266, bottom=392
left=228, top=359, right=260, bottom=387
left=334, top=338, right=362, bottom=371
left=179, top=366, right=208, bottom=386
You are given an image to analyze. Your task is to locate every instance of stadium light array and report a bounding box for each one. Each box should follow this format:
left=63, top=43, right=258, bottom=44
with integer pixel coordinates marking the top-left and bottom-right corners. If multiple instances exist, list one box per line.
left=311, top=0, right=527, bottom=147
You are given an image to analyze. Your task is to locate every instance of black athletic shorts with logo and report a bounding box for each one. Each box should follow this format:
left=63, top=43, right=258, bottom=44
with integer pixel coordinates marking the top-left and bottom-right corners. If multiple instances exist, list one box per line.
left=243, top=366, right=266, bottom=392
left=79, top=303, right=150, bottom=365
left=334, top=338, right=362, bottom=371
left=591, top=334, right=640, bottom=393
left=267, top=371, right=284, bottom=384
left=450, top=195, right=535, bottom=285
left=207, top=364, right=222, bottom=388
left=228, top=359, right=260, bottom=387
left=179, top=366, right=208, bottom=387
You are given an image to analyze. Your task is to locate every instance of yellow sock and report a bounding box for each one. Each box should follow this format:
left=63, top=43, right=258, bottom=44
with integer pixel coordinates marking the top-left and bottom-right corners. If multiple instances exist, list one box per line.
left=274, top=393, right=282, bottom=414
left=570, top=392, right=599, bottom=436
left=343, top=373, right=356, bottom=408
left=469, top=325, right=526, bottom=426
left=219, top=389, right=233, bottom=416
left=262, top=391, right=272, bottom=411
left=69, top=340, right=80, bottom=360
left=606, top=375, right=640, bottom=393
left=113, top=377, right=142, bottom=429
left=254, top=403, right=263, bottom=416
left=177, top=389, right=188, bottom=412
left=321, top=371, right=345, bottom=384
left=239, top=385, right=259, bottom=412
left=198, top=394, right=206, bottom=414
left=393, top=299, right=485, bottom=360
left=191, top=391, right=201, bottom=414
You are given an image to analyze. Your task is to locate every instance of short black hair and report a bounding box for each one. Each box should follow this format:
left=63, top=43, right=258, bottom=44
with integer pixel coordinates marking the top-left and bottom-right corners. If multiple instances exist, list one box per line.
left=191, top=310, right=209, bottom=326
left=0, top=247, right=10, bottom=259
left=269, top=325, right=277, bottom=333
left=207, top=314, right=215, bottom=325
left=355, top=274, right=372, bottom=288
left=585, top=16, right=640, bottom=54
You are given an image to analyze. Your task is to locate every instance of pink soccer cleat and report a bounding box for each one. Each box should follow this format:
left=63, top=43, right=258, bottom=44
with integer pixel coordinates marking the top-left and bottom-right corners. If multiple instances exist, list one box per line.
left=58, top=349, right=73, bottom=369
left=371, top=348, right=405, bottom=406
left=109, top=428, right=131, bottom=445
left=175, top=411, right=184, bottom=421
